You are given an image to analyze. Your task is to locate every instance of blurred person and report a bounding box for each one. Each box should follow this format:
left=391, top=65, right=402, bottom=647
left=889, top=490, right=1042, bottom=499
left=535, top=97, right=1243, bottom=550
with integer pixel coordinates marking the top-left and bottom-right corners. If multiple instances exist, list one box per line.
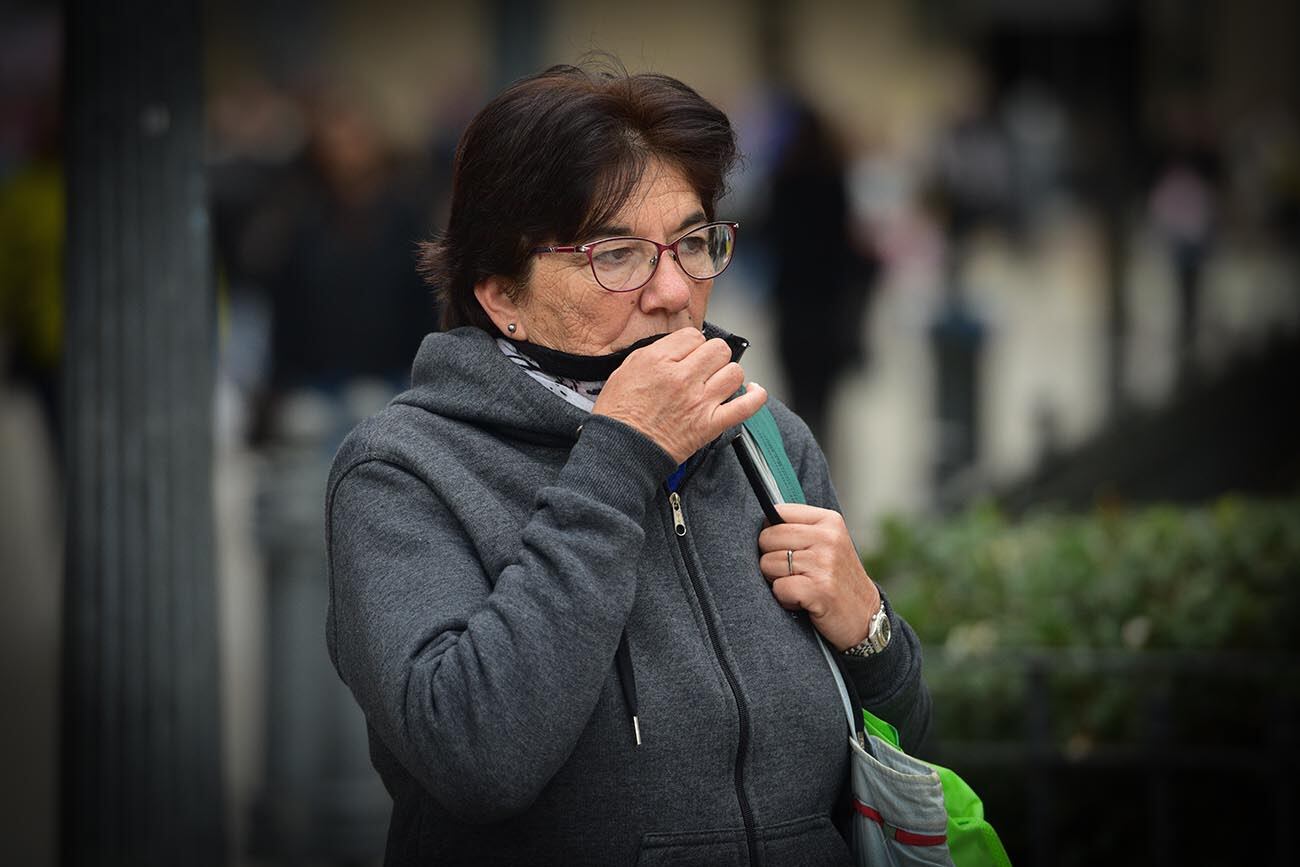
left=207, top=75, right=308, bottom=441
left=0, top=151, right=62, bottom=440
left=1148, top=161, right=1216, bottom=377
left=933, top=96, right=1013, bottom=254
left=1148, top=99, right=1222, bottom=386
left=326, top=61, right=930, bottom=865
left=1001, top=80, right=1069, bottom=240
left=925, top=92, right=1009, bottom=486
left=260, top=93, right=434, bottom=416
left=767, top=97, right=877, bottom=448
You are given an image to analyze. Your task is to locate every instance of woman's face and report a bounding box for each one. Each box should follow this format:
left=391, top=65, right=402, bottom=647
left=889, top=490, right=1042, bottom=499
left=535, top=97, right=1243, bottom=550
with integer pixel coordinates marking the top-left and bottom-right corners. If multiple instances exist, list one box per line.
left=512, top=159, right=713, bottom=355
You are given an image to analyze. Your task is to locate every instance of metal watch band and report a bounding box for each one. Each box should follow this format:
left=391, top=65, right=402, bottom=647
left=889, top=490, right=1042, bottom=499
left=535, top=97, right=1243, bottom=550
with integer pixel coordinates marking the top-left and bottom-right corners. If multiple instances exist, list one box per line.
left=842, top=602, right=891, bottom=658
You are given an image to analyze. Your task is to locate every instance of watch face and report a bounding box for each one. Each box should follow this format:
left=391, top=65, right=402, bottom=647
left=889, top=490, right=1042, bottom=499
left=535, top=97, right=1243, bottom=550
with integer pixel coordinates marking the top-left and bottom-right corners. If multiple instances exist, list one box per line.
left=877, top=614, right=892, bottom=648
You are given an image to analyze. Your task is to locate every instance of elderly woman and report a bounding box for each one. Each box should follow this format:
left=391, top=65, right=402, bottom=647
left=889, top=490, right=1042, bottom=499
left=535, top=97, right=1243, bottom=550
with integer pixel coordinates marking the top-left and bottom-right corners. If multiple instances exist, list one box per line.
left=326, top=61, right=931, bottom=866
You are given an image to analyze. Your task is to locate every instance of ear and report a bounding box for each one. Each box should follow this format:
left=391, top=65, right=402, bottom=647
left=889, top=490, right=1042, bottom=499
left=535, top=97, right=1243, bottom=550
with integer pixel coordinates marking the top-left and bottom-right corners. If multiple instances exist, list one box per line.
left=473, top=276, right=527, bottom=340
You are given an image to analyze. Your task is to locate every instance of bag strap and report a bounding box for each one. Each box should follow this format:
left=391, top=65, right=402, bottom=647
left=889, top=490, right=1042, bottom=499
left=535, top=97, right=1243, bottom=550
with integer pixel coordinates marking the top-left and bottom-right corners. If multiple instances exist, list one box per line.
left=741, top=405, right=861, bottom=742
left=817, top=627, right=862, bottom=740
left=740, top=405, right=806, bottom=505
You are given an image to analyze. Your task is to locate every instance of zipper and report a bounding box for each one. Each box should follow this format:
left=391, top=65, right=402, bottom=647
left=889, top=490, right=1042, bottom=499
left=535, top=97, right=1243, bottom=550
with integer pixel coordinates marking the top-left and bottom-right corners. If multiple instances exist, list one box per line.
left=668, top=492, right=686, bottom=536
left=665, top=481, right=759, bottom=865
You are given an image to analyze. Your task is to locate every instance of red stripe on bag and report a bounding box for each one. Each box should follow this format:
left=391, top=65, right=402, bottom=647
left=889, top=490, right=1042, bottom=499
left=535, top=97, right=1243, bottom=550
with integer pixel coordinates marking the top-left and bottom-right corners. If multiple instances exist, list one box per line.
left=853, top=799, right=947, bottom=847
left=854, top=802, right=885, bottom=824
left=893, top=828, right=947, bottom=847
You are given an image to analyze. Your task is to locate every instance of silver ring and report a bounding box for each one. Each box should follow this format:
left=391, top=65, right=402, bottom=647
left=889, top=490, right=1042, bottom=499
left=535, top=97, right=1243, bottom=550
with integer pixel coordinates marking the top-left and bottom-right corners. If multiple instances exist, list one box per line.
left=786, top=549, right=795, bottom=575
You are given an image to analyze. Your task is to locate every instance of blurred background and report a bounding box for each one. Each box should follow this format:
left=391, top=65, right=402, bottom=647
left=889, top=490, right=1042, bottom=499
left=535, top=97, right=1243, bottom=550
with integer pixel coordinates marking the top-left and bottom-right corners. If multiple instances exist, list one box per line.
left=2, top=0, right=1298, bottom=864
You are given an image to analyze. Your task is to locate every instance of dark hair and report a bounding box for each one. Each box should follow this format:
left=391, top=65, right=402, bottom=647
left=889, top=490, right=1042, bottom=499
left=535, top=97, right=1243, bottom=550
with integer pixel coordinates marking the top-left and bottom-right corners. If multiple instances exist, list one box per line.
left=418, top=58, right=740, bottom=332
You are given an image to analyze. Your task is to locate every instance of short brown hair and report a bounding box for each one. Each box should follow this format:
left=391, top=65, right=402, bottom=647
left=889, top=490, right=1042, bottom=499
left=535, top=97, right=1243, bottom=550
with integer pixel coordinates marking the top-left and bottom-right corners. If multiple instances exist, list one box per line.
left=418, top=59, right=740, bottom=332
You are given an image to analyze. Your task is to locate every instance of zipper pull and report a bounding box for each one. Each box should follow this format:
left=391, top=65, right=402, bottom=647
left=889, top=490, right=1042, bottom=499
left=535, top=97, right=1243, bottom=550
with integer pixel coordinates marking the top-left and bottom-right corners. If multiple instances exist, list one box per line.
left=669, top=491, right=686, bottom=536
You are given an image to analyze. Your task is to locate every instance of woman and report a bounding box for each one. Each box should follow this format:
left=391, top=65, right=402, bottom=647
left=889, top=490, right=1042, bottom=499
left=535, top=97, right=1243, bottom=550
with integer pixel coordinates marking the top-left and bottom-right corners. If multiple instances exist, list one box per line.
left=326, top=61, right=931, bottom=866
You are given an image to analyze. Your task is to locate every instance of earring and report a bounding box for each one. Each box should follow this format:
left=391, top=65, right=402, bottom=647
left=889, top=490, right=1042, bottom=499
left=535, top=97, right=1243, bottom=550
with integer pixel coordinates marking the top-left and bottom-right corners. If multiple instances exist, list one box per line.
left=507, top=323, right=517, bottom=334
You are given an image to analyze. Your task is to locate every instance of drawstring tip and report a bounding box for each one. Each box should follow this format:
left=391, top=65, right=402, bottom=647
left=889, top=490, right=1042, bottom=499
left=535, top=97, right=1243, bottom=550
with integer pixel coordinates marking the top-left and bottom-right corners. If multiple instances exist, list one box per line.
left=632, top=715, right=642, bottom=747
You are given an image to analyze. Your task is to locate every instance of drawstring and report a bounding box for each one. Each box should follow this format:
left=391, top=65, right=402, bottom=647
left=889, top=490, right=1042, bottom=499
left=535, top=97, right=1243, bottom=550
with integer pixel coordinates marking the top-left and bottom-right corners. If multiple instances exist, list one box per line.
left=614, top=458, right=690, bottom=748
left=615, top=630, right=641, bottom=746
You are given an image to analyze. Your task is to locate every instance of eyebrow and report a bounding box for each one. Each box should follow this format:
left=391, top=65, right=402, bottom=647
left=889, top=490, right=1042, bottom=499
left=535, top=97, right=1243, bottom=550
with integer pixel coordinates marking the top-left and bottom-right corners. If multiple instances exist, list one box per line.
left=587, top=211, right=708, bottom=241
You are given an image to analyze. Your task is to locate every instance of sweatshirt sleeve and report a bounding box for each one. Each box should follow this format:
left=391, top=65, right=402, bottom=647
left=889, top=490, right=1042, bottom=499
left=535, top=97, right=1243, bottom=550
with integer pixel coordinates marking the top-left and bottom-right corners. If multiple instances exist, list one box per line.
left=326, top=414, right=678, bottom=823
left=767, top=400, right=934, bottom=754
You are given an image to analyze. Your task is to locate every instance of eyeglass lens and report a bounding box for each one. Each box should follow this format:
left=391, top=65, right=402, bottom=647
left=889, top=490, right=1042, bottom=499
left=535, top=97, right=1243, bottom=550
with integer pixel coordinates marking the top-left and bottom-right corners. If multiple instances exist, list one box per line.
left=589, top=223, right=735, bottom=292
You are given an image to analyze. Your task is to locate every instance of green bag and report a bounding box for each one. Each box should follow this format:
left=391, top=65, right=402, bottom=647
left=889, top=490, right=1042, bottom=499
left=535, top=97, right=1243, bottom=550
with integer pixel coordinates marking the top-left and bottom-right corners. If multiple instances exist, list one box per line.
left=861, top=710, right=1012, bottom=867
left=741, top=405, right=1012, bottom=867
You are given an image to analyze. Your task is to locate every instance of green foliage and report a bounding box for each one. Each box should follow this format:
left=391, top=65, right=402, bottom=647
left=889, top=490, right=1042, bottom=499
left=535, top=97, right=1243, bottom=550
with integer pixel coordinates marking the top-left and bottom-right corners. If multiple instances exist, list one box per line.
left=869, top=497, right=1300, bottom=750
left=871, top=497, right=1300, bottom=655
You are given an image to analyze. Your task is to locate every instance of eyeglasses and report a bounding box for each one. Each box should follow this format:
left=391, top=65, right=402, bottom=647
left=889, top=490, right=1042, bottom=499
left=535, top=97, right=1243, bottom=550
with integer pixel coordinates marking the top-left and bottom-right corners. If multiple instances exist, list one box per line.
left=532, top=221, right=739, bottom=293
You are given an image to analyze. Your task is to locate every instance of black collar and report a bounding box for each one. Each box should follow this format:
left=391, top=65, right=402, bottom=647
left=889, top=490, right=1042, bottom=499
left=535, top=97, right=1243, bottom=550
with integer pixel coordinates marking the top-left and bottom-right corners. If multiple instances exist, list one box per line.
left=503, top=332, right=667, bottom=381
left=504, top=323, right=747, bottom=381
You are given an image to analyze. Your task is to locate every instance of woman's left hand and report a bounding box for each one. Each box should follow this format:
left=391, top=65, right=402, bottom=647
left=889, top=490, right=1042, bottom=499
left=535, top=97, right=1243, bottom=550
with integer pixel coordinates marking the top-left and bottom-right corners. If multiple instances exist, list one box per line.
left=757, top=503, right=881, bottom=651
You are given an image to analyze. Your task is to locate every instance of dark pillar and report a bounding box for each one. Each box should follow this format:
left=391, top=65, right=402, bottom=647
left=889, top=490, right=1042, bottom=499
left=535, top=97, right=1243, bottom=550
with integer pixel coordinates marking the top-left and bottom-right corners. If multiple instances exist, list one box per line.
left=62, top=2, right=224, bottom=864
left=1101, top=5, right=1143, bottom=422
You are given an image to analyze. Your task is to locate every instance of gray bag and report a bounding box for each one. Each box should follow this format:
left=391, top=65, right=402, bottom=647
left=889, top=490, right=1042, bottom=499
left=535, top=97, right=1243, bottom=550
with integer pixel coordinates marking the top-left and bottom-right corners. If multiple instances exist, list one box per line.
left=817, top=637, right=954, bottom=866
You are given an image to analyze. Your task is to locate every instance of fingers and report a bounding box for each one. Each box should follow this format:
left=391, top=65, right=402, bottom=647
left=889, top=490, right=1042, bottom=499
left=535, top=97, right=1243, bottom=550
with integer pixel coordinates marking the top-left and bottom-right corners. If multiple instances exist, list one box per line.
left=770, top=502, right=837, bottom=526
left=759, top=547, right=800, bottom=581
left=679, top=336, right=736, bottom=379
left=626, top=332, right=734, bottom=391
left=770, top=575, right=823, bottom=615
left=770, top=579, right=806, bottom=611
left=759, top=545, right=795, bottom=587
left=757, top=544, right=831, bottom=582
left=702, top=361, right=745, bottom=401
left=712, top=382, right=767, bottom=430
left=598, top=328, right=763, bottom=461
left=652, top=326, right=707, bottom=361
left=756, top=509, right=837, bottom=553
left=761, top=549, right=865, bottom=623
left=754, top=503, right=878, bottom=646
left=757, top=521, right=814, bottom=553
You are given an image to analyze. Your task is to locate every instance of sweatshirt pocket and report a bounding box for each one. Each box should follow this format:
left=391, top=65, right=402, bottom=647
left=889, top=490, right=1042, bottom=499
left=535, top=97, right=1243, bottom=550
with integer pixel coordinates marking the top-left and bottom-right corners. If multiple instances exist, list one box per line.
left=635, top=815, right=850, bottom=867
left=760, top=814, right=853, bottom=866
left=634, top=827, right=749, bottom=867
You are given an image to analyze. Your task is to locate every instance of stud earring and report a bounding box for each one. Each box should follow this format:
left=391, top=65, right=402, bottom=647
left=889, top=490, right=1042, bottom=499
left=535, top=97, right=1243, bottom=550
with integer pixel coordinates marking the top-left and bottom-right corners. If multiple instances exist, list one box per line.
left=507, top=323, right=517, bottom=334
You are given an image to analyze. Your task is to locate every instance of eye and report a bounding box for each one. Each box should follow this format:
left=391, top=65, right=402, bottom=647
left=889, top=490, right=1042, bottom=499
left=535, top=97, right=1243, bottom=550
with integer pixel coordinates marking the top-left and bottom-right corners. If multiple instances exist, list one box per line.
left=677, top=235, right=707, bottom=255
left=591, top=242, right=643, bottom=270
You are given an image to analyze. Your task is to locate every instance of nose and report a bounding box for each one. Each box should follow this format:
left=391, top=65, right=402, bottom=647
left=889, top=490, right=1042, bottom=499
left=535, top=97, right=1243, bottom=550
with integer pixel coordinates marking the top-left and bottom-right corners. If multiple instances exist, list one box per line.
left=639, top=251, right=694, bottom=314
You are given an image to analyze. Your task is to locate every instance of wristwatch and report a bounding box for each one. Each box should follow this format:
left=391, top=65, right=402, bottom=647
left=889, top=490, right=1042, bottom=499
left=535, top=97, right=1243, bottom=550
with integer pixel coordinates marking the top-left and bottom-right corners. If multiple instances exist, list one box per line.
left=842, top=601, right=891, bottom=658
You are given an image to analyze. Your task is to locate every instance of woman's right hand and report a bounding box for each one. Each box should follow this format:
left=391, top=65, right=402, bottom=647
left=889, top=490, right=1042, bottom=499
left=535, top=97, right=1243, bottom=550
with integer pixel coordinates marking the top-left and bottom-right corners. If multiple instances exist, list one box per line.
left=592, top=327, right=768, bottom=464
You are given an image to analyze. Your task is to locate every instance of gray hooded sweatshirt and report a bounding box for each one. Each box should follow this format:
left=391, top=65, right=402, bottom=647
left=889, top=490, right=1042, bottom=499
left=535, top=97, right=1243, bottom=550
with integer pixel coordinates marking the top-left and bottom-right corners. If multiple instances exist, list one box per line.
left=326, top=325, right=931, bottom=866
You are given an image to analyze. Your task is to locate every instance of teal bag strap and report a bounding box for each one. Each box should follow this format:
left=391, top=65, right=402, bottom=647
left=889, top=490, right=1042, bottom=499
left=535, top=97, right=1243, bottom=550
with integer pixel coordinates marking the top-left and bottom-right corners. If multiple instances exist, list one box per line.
left=741, top=404, right=806, bottom=505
